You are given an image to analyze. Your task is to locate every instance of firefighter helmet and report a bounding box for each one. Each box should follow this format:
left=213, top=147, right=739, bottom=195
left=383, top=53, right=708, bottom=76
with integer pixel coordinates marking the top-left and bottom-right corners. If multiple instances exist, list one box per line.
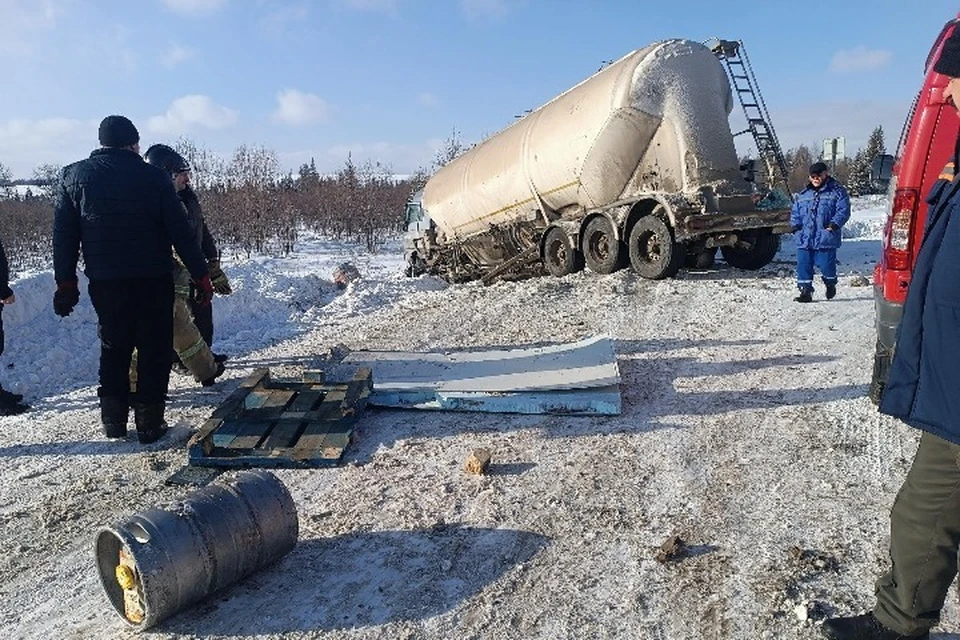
left=144, top=144, right=190, bottom=175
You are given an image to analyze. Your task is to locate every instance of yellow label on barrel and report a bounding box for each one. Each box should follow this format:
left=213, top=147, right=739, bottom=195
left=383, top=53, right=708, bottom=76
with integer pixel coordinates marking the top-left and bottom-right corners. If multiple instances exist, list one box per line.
left=115, top=564, right=135, bottom=590
left=118, top=547, right=145, bottom=623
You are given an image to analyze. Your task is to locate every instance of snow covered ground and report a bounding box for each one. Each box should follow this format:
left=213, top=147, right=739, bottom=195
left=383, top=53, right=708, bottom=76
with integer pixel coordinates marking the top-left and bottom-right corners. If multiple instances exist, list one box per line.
left=4, top=195, right=958, bottom=640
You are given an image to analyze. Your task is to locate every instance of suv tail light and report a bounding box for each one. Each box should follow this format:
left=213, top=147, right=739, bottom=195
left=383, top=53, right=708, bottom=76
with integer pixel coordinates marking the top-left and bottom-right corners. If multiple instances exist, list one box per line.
left=884, top=188, right=919, bottom=270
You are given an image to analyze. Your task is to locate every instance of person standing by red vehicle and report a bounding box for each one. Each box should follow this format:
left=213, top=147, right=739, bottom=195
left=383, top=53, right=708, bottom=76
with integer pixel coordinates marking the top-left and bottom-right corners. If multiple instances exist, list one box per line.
left=823, top=25, right=960, bottom=640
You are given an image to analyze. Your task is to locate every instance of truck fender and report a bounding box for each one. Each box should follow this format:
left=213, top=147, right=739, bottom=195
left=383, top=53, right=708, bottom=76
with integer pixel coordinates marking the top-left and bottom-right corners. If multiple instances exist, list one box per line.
left=622, top=198, right=676, bottom=239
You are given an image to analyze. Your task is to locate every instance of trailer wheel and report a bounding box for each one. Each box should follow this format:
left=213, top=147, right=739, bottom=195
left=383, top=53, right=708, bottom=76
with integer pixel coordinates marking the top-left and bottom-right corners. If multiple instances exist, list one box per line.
left=405, top=252, right=426, bottom=277
left=628, top=214, right=683, bottom=279
left=720, top=229, right=780, bottom=270
left=542, top=227, right=583, bottom=277
left=582, top=217, right=622, bottom=274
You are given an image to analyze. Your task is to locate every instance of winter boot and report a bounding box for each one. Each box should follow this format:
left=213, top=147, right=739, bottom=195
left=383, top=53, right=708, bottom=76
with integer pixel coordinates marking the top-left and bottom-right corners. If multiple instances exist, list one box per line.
left=201, top=361, right=226, bottom=387
left=0, top=397, right=28, bottom=416
left=0, top=387, right=23, bottom=404
left=132, top=402, right=167, bottom=445
left=100, top=396, right=129, bottom=438
left=794, top=289, right=813, bottom=303
left=826, top=283, right=837, bottom=300
left=821, top=612, right=929, bottom=639
left=213, top=352, right=228, bottom=364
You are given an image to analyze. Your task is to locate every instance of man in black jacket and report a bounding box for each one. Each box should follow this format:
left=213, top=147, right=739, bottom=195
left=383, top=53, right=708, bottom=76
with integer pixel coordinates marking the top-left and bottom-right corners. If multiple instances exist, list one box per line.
left=53, top=115, right=212, bottom=444
left=0, top=239, right=26, bottom=416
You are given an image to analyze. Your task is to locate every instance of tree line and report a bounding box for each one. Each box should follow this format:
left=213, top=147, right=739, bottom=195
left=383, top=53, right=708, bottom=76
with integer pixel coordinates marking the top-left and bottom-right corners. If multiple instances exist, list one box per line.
left=0, top=126, right=887, bottom=272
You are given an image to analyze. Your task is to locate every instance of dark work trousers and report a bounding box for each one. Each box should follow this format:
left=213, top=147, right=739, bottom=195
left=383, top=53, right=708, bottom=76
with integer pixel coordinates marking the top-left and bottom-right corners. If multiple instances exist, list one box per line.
left=874, top=431, right=960, bottom=635
left=189, top=297, right=214, bottom=348
left=88, top=276, right=174, bottom=405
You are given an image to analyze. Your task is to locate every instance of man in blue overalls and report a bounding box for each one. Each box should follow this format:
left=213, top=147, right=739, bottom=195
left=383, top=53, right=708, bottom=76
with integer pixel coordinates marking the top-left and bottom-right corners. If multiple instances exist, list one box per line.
left=790, top=161, right=850, bottom=303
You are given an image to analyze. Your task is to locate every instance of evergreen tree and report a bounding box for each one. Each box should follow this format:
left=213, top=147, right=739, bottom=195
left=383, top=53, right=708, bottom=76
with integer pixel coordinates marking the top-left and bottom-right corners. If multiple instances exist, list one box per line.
left=848, top=126, right=887, bottom=195
left=847, top=149, right=871, bottom=196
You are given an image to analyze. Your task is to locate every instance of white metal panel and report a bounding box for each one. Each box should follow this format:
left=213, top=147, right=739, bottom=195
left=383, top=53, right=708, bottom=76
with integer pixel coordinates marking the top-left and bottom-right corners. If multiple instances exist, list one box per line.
left=339, top=335, right=620, bottom=392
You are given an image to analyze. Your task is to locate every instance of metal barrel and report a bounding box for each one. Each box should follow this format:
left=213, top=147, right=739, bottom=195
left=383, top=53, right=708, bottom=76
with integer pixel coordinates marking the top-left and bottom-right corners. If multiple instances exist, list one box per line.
left=94, top=470, right=299, bottom=630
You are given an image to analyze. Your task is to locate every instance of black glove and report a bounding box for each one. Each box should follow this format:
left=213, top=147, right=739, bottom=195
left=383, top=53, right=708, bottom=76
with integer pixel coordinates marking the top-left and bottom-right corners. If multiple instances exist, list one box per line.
left=53, top=281, right=80, bottom=317
left=824, top=222, right=838, bottom=231
left=791, top=224, right=802, bottom=233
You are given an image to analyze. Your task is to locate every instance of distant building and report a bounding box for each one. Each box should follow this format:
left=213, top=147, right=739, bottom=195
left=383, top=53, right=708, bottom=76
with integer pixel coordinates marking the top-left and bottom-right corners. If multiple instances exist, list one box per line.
left=822, top=137, right=846, bottom=169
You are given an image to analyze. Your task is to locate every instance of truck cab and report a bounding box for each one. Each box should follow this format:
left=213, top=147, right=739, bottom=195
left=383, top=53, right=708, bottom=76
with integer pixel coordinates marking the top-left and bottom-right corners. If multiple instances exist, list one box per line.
left=403, top=190, right=434, bottom=276
left=870, top=15, right=960, bottom=403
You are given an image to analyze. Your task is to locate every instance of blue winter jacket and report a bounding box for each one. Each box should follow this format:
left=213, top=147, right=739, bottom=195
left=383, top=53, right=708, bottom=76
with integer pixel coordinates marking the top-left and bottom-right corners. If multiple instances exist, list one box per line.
left=880, top=162, right=960, bottom=443
left=53, top=148, right=208, bottom=283
left=790, top=177, right=851, bottom=250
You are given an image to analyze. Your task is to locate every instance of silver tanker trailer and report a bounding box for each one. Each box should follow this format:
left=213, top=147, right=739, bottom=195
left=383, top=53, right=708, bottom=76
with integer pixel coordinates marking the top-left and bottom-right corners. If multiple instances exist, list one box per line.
left=404, top=38, right=792, bottom=282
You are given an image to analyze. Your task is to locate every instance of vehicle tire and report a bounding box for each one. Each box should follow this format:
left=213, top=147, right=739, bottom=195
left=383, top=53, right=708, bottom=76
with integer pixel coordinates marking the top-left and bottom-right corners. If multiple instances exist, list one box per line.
left=542, top=227, right=583, bottom=277
left=405, top=253, right=426, bottom=277
left=686, top=247, right=716, bottom=269
left=582, top=216, right=623, bottom=274
left=627, top=214, right=683, bottom=279
left=720, top=229, right=780, bottom=270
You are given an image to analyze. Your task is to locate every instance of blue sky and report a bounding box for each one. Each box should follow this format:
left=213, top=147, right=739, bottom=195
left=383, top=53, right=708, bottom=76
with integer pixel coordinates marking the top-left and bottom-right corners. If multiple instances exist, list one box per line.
left=1, top=0, right=959, bottom=178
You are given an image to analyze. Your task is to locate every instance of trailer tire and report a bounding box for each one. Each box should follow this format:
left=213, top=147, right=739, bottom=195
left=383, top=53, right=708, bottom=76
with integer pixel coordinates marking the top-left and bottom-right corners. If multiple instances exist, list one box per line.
left=405, top=253, right=426, bottom=277
left=582, top=217, right=623, bottom=274
left=542, top=227, right=583, bottom=277
left=720, top=229, right=780, bottom=270
left=628, top=214, right=683, bottom=279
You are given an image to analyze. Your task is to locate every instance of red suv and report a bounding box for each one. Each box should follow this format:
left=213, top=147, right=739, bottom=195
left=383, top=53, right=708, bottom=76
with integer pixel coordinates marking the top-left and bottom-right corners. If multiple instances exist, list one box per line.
left=870, top=15, right=960, bottom=403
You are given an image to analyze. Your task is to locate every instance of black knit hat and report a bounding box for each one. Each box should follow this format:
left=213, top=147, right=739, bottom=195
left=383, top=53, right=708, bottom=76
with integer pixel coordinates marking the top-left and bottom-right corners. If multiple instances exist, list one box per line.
left=98, top=115, right=140, bottom=148
left=935, top=25, right=960, bottom=78
left=809, top=161, right=828, bottom=175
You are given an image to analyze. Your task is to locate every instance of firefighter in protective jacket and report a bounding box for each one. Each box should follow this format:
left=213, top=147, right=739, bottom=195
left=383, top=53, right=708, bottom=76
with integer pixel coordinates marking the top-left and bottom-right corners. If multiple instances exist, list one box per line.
left=138, top=144, right=225, bottom=387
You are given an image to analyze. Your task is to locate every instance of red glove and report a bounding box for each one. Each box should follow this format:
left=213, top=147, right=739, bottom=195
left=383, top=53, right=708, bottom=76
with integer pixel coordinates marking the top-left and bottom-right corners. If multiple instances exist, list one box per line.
left=193, top=274, right=214, bottom=307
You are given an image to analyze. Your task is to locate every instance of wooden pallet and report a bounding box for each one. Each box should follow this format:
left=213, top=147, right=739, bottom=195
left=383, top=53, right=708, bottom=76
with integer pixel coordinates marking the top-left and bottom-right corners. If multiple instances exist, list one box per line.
left=187, top=367, right=372, bottom=468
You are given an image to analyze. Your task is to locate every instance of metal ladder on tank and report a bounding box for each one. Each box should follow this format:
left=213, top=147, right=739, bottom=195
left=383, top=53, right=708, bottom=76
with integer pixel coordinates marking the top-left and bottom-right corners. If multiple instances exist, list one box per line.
left=708, top=38, right=791, bottom=198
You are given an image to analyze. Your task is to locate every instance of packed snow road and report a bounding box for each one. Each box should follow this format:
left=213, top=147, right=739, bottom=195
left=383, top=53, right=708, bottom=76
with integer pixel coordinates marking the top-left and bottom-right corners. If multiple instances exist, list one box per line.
left=2, top=200, right=956, bottom=639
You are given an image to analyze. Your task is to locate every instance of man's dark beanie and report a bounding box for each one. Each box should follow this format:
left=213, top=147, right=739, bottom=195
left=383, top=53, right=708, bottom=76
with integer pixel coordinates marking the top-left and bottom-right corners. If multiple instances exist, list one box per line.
left=935, top=26, right=960, bottom=78
left=809, top=161, right=828, bottom=175
left=98, top=115, right=140, bottom=148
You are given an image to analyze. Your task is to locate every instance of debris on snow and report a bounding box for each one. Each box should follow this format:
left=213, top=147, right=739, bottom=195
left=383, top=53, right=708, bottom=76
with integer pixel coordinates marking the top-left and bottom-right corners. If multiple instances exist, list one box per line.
left=655, top=534, right=689, bottom=563
left=332, top=262, right=361, bottom=289
left=464, top=448, right=492, bottom=475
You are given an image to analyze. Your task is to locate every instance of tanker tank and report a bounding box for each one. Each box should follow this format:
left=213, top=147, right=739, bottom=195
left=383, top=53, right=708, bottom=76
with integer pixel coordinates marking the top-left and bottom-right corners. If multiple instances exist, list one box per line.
left=422, top=39, right=744, bottom=242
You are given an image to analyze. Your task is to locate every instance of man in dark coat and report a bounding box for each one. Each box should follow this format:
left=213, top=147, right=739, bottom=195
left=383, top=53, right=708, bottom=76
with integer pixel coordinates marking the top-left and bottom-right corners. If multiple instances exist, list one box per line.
left=53, top=115, right=212, bottom=444
left=822, top=26, right=960, bottom=640
left=0, top=239, right=26, bottom=416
